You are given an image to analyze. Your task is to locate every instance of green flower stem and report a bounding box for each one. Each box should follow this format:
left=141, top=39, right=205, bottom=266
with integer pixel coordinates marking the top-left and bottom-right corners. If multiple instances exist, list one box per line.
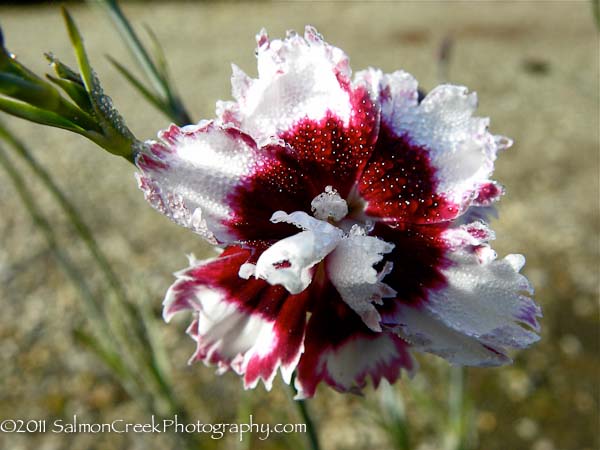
left=288, top=377, right=321, bottom=450
left=446, top=366, right=472, bottom=450
left=295, top=398, right=321, bottom=450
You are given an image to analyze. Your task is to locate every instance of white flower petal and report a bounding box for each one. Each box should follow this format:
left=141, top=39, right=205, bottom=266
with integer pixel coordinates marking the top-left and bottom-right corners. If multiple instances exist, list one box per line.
left=327, top=230, right=396, bottom=331
left=393, top=304, right=511, bottom=366
left=377, top=72, right=503, bottom=217
left=393, top=238, right=540, bottom=366
left=295, top=324, right=415, bottom=399
left=220, top=26, right=352, bottom=140
left=385, top=224, right=540, bottom=366
left=179, top=286, right=272, bottom=370
left=373, top=69, right=419, bottom=126
left=427, top=246, right=540, bottom=348
left=137, top=123, right=262, bottom=243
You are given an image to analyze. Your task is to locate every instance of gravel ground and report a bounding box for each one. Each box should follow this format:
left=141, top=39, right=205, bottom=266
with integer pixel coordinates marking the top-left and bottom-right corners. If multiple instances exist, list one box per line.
left=0, top=2, right=598, bottom=450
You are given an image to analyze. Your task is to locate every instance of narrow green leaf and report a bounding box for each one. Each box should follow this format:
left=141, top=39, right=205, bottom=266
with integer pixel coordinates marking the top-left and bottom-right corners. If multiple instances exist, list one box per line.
left=143, top=24, right=169, bottom=83
left=1, top=36, right=55, bottom=92
left=46, top=74, right=93, bottom=112
left=62, top=7, right=138, bottom=160
left=0, top=72, right=61, bottom=109
left=0, top=96, right=85, bottom=133
left=45, top=52, right=84, bottom=85
left=93, top=0, right=191, bottom=125
left=61, top=7, right=96, bottom=95
left=73, top=328, right=127, bottom=377
left=141, top=24, right=192, bottom=125
left=95, top=0, right=168, bottom=99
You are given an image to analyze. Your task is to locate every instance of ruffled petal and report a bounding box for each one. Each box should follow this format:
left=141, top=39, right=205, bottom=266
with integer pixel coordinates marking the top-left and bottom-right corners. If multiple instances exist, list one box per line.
left=137, top=122, right=267, bottom=244
left=295, top=287, right=414, bottom=399
left=384, top=224, right=541, bottom=365
left=389, top=303, right=511, bottom=366
left=149, top=26, right=540, bottom=398
left=427, top=244, right=541, bottom=348
left=326, top=227, right=396, bottom=332
left=358, top=70, right=506, bottom=224
left=220, top=26, right=353, bottom=142
left=163, top=246, right=310, bottom=390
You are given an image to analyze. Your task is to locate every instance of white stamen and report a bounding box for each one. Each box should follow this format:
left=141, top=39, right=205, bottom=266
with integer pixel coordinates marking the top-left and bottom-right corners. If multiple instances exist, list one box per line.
left=241, top=210, right=343, bottom=294
left=311, top=185, right=348, bottom=221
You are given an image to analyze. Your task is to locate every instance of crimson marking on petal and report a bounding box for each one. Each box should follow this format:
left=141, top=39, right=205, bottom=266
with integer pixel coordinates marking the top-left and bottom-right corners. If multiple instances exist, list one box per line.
left=173, top=246, right=290, bottom=322
left=278, top=87, right=378, bottom=197
left=481, top=344, right=511, bottom=362
left=464, top=223, right=493, bottom=242
left=244, top=288, right=312, bottom=388
left=137, top=154, right=168, bottom=172
left=149, top=141, right=173, bottom=157
left=167, top=245, right=312, bottom=389
left=158, top=122, right=212, bottom=145
left=273, top=260, right=292, bottom=269
left=348, top=334, right=415, bottom=389
left=136, top=142, right=173, bottom=173
left=334, top=70, right=351, bottom=92
left=280, top=114, right=363, bottom=194
left=158, top=124, right=183, bottom=145
left=359, top=124, right=459, bottom=224
left=225, top=147, right=316, bottom=242
left=295, top=285, right=413, bottom=398
left=473, top=181, right=504, bottom=206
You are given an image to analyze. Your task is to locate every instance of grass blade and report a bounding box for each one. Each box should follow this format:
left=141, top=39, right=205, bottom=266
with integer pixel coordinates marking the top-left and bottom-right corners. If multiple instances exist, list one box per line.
left=107, top=56, right=168, bottom=116
left=95, top=0, right=167, bottom=98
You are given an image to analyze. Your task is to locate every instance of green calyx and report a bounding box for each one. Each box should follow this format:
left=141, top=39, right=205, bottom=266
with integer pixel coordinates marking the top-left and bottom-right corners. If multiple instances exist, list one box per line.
left=0, top=7, right=140, bottom=163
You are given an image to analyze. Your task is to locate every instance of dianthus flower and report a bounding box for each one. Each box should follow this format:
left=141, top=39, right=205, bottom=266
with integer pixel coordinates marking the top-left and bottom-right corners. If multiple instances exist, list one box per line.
left=136, top=27, right=541, bottom=399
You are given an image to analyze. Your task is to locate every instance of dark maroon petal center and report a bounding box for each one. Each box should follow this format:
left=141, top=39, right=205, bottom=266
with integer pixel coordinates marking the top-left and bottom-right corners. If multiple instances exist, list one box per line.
left=374, top=222, right=451, bottom=323
left=225, top=85, right=379, bottom=242
left=358, top=124, right=459, bottom=224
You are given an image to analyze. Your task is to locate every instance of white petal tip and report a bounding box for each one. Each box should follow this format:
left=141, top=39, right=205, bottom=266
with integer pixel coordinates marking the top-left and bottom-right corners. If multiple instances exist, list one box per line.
left=270, top=210, right=288, bottom=223
left=505, top=254, right=526, bottom=272
left=239, top=262, right=256, bottom=279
